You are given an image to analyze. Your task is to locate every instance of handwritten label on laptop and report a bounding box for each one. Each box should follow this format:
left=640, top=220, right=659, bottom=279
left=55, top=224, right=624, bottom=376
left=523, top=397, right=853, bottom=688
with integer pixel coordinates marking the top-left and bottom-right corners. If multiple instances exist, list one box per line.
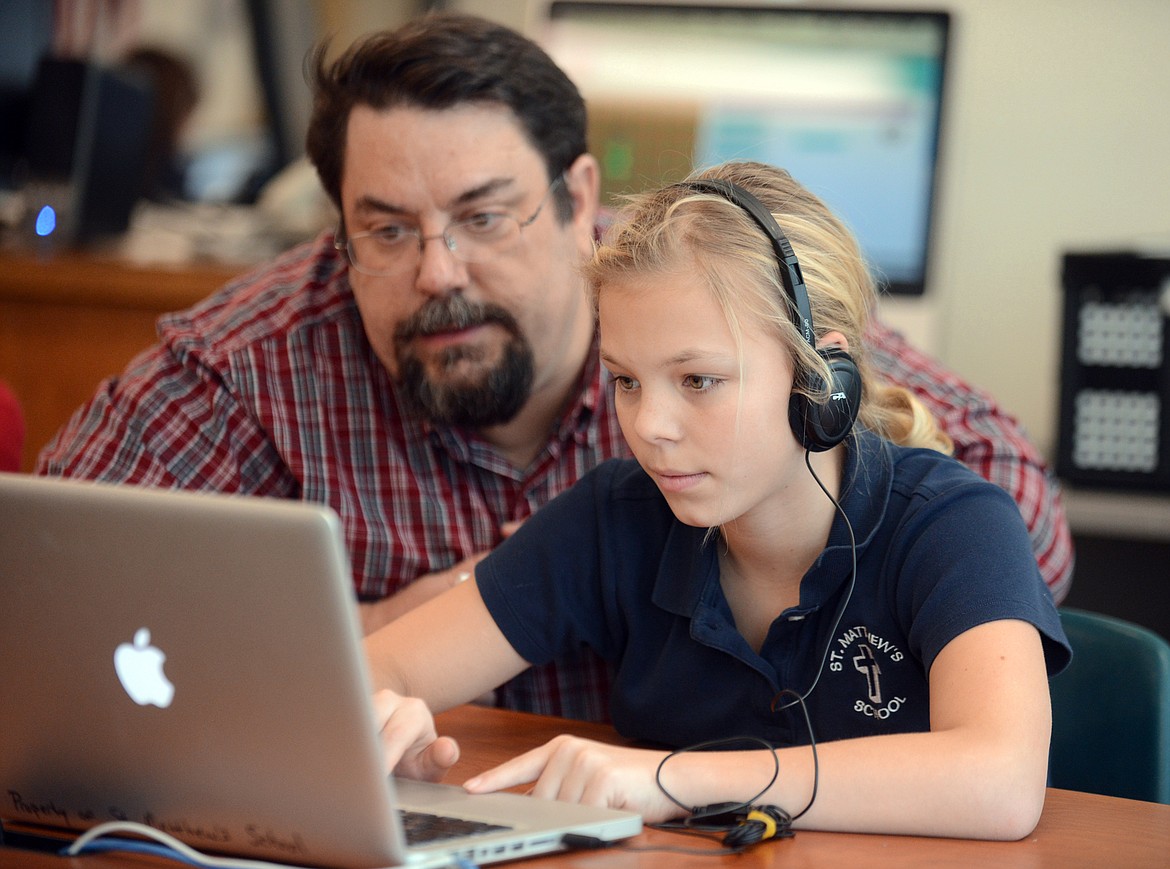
left=245, top=824, right=309, bottom=856
left=7, top=790, right=309, bottom=856
left=7, top=792, right=70, bottom=826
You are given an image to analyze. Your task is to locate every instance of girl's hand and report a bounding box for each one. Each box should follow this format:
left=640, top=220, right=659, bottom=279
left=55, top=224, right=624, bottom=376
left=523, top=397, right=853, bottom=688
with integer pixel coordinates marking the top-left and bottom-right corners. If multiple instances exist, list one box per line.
left=462, top=735, right=683, bottom=824
left=371, top=689, right=460, bottom=781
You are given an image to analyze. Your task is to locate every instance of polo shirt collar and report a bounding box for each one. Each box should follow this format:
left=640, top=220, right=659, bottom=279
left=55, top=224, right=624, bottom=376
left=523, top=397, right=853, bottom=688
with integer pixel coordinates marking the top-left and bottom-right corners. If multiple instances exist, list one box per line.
left=797, top=429, right=892, bottom=607
left=651, top=429, right=895, bottom=618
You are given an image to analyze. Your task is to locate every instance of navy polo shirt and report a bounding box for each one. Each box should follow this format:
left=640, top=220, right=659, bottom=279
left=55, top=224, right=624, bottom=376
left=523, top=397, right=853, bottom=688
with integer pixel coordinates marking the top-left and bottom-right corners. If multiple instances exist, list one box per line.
left=477, top=429, right=1071, bottom=749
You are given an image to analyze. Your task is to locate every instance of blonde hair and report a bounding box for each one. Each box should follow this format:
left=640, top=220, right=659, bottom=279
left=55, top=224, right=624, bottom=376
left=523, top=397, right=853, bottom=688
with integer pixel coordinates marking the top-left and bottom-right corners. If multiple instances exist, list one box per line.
left=583, top=161, right=952, bottom=454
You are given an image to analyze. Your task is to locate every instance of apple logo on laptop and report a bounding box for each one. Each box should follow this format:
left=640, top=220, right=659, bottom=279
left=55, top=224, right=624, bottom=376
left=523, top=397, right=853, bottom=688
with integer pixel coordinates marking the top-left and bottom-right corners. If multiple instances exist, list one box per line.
left=114, top=628, right=175, bottom=708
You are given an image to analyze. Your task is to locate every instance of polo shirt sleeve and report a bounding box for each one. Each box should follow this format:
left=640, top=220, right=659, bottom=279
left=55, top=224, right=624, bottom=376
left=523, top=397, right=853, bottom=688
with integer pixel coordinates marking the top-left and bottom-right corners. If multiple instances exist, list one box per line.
left=887, top=468, right=1072, bottom=678
left=476, top=459, right=653, bottom=666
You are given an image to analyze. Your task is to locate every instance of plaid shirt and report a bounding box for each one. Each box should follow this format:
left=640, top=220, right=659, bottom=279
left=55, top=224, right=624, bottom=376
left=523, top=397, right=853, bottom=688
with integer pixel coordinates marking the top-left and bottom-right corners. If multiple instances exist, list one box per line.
left=38, top=233, right=1072, bottom=719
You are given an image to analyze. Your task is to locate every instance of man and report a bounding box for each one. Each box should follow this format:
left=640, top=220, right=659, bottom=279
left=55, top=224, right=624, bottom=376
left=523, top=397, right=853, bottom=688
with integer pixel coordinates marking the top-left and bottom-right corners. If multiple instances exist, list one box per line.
left=38, top=13, right=1071, bottom=720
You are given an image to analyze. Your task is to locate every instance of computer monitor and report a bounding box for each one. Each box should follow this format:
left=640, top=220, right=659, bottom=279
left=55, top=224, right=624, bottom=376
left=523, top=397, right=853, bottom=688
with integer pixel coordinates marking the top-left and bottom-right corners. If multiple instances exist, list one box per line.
left=539, top=2, right=951, bottom=296
left=0, top=0, right=52, bottom=192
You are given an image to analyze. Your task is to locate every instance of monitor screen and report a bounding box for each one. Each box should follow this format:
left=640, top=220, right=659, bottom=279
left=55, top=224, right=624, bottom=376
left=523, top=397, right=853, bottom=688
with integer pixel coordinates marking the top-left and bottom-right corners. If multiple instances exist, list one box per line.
left=540, top=2, right=951, bottom=296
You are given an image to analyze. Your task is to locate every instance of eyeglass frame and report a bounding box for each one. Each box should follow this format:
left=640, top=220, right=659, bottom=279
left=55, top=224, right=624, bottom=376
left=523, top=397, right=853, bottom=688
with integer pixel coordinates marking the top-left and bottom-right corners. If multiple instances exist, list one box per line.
left=335, top=173, right=567, bottom=277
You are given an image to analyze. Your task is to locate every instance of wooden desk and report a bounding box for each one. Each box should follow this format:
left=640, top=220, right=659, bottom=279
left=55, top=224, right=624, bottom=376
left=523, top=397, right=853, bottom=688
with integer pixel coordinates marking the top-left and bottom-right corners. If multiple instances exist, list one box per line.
left=0, top=248, right=243, bottom=472
left=3, top=705, right=1169, bottom=868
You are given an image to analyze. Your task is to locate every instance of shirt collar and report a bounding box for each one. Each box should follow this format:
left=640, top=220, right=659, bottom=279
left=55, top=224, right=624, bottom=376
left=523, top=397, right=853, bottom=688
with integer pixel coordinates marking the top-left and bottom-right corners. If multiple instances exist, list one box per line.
left=560, top=331, right=605, bottom=444
left=651, top=429, right=896, bottom=617
left=422, top=332, right=605, bottom=471
left=796, top=429, right=892, bottom=605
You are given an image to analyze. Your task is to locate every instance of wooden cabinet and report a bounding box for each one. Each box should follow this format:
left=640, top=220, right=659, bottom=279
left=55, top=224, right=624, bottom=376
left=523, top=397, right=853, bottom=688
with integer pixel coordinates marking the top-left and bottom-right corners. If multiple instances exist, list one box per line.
left=0, top=248, right=243, bottom=472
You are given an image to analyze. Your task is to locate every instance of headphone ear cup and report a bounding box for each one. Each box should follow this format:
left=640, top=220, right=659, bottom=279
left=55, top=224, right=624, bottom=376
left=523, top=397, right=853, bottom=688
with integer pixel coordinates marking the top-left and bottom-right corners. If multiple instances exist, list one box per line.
left=788, top=347, right=861, bottom=452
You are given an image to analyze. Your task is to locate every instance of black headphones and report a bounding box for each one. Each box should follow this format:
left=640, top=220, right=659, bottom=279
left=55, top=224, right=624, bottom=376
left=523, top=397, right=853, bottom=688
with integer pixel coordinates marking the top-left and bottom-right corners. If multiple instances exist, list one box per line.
left=682, top=179, right=861, bottom=452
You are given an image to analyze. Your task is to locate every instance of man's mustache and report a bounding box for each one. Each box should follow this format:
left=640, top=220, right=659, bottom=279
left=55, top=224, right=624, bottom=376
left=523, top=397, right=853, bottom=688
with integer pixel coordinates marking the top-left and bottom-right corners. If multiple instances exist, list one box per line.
left=394, top=295, right=520, bottom=342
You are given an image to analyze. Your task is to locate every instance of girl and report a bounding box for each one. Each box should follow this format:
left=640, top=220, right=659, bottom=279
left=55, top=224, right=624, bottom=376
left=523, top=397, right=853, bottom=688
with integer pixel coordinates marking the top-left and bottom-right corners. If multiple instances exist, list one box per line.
left=363, top=161, right=1070, bottom=840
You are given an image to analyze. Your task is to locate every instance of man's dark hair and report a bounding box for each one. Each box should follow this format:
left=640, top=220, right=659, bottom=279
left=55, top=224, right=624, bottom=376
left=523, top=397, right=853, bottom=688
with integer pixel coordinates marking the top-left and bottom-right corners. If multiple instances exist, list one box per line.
left=306, top=13, right=586, bottom=221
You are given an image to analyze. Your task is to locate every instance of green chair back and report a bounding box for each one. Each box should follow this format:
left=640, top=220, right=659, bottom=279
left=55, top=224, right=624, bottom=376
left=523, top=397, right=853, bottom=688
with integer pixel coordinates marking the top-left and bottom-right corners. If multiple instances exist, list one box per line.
left=1049, top=608, right=1170, bottom=804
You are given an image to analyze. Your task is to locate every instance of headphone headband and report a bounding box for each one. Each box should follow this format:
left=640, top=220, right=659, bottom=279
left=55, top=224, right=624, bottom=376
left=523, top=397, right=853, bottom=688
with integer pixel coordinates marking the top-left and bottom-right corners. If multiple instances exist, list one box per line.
left=680, top=179, right=815, bottom=348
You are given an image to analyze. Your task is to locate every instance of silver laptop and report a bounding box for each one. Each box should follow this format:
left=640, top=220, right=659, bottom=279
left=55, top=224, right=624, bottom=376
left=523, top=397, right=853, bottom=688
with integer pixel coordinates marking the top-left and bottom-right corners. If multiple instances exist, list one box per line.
left=0, top=473, right=641, bottom=867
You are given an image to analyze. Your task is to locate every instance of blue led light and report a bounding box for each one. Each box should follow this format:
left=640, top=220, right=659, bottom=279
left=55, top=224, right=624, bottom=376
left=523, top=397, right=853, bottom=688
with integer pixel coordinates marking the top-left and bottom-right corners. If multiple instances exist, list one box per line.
left=35, top=205, right=57, bottom=237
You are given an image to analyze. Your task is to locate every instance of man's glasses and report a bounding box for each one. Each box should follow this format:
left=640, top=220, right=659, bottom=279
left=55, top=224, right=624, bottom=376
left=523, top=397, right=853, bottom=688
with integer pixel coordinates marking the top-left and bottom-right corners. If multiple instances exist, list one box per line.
left=337, top=174, right=565, bottom=277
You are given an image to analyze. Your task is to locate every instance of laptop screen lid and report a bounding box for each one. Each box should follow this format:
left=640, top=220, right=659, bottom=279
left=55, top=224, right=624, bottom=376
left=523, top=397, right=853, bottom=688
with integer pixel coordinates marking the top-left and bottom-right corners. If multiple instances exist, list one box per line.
left=0, top=474, right=640, bottom=867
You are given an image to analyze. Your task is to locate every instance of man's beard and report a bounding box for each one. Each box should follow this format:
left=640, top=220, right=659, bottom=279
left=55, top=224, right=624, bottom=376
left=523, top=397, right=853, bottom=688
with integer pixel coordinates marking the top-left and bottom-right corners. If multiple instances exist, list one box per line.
left=393, top=295, right=535, bottom=428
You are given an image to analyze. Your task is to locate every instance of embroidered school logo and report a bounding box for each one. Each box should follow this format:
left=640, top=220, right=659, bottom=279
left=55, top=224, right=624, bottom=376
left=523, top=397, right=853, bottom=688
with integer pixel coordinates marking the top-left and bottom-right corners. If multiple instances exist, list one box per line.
left=829, top=624, right=908, bottom=722
left=852, top=643, right=882, bottom=703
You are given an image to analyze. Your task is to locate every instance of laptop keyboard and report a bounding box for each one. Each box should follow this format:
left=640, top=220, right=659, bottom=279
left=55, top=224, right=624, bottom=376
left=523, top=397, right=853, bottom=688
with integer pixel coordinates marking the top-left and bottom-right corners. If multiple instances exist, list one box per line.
left=399, top=809, right=512, bottom=845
